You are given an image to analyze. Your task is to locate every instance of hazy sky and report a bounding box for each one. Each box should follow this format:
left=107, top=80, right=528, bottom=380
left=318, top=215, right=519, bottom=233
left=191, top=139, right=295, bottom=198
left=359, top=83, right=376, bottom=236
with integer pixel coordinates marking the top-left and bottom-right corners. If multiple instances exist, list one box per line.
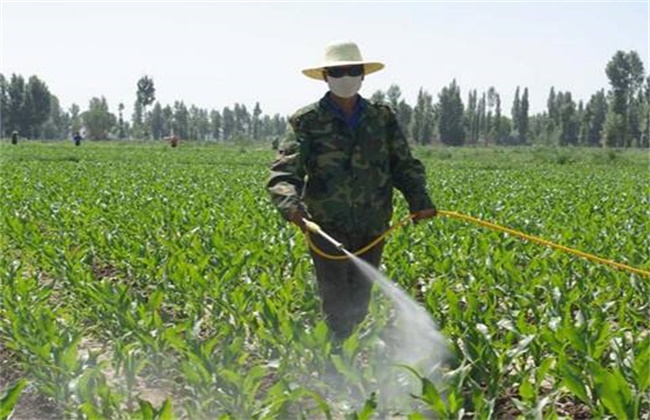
left=1, top=1, right=648, bottom=119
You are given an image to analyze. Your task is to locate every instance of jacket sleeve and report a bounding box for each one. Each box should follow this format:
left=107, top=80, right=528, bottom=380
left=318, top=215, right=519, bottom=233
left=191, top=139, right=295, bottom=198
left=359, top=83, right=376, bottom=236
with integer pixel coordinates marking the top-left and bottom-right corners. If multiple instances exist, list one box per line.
left=266, top=125, right=308, bottom=221
left=386, top=109, right=436, bottom=213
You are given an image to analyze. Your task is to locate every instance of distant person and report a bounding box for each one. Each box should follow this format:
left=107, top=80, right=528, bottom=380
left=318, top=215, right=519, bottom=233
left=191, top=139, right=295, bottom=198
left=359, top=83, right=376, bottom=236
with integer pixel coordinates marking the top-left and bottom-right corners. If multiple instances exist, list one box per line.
left=165, top=134, right=179, bottom=148
left=73, top=132, right=82, bottom=146
left=11, top=130, right=18, bottom=145
left=267, top=40, right=437, bottom=340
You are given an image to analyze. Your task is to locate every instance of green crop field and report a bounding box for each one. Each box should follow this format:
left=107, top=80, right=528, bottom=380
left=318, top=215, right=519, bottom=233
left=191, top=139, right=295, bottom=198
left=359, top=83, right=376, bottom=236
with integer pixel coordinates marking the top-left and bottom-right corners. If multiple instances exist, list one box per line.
left=1, top=142, right=649, bottom=419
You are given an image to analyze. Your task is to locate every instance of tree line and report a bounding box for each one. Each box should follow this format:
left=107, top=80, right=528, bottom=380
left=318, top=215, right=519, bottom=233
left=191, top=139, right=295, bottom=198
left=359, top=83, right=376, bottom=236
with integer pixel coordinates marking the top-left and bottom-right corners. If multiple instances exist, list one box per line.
left=1, top=50, right=647, bottom=147
left=0, top=74, right=288, bottom=143
left=369, top=50, right=647, bottom=147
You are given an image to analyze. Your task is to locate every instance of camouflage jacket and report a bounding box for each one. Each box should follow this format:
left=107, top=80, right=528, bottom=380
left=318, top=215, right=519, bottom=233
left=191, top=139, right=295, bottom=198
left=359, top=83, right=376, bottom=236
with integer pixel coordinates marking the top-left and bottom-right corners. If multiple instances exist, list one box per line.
left=267, top=94, right=434, bottom=237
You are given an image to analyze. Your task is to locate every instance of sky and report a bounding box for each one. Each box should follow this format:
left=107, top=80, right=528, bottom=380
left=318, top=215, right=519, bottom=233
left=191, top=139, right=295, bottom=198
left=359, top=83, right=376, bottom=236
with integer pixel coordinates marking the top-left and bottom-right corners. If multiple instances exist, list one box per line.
left=1, top=1, right=648, bottom=120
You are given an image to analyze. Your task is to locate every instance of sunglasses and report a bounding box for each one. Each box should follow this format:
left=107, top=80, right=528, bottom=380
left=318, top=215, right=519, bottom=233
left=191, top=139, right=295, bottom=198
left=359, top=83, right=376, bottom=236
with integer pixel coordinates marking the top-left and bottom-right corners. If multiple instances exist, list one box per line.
left=324, top=65, right=364, bottom=78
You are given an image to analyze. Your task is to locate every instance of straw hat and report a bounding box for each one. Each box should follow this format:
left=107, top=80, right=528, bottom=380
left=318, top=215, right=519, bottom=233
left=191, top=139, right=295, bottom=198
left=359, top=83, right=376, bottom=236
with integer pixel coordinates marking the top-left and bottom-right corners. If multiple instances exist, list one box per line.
left=302, top=40, right=385, bottom=81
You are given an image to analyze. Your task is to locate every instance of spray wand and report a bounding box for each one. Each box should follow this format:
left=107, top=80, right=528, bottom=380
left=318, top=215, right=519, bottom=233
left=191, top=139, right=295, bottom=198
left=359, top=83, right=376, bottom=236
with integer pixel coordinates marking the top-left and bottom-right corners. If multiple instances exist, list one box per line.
left=302, top=218, right=347, bottom=253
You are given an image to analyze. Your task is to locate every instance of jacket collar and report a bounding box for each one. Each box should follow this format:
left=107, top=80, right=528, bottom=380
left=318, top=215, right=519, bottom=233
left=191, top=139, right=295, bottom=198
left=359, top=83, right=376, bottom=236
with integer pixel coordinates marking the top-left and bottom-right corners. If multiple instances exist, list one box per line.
left=319, top=92, right=369, bottom=129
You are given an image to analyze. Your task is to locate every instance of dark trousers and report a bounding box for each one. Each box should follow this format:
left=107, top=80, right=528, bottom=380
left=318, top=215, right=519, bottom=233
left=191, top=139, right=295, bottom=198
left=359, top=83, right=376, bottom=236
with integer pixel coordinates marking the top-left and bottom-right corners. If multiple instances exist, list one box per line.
left=308, top=231, right=384, bottom=340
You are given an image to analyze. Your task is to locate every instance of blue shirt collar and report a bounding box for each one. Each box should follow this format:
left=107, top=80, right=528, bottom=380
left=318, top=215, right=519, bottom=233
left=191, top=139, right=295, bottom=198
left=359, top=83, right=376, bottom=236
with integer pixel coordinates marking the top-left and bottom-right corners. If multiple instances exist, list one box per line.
left=322, top=92, right=366, bottom=129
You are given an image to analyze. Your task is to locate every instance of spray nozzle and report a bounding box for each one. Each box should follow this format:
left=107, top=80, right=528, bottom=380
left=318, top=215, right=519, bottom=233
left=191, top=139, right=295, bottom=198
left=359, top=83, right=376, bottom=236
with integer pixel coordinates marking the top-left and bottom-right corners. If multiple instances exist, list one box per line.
left=302, top=218, right=346, bottom=252
left=303, top=219, right=322, bottom=234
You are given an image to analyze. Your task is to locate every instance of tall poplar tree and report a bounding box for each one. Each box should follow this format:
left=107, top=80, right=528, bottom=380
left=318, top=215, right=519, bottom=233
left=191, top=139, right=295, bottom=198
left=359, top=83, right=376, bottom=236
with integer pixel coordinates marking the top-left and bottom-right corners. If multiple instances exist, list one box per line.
left=580, top=90, right=607, bottom=146
left=438, top=79, right=465, bottom=146
left=222, top=106, right=235, bottom=141
left=6, top=75, right=25, bottom=136
left=465, top=89, right=478, bottom=145
left=511, top=86, right=521, bottom=136
left=519, top=87, right=529, bottom=142
left=136, top=76, right=156, bottom=139
left=603, top=50, right=644, bottom=147
left=410, top=88, right=435, bottom=144
left=118, top=103, right=126, bottom=139
left=150, top=102, right=164, bottom=139
left=210, top=109, right=221, bottom=141
left=173, top=101, right=189, bottom=139
left=642, top=75, right=650, bottom=147
left=252, top=102, right=262, bottom=141
left=558, top=92, right=579, bottom=146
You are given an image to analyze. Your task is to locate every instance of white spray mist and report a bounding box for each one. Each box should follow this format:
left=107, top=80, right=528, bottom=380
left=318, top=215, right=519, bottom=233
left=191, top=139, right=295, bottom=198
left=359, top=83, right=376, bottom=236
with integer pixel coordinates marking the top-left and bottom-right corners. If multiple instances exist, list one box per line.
left=343, top=250, right=451, bottom=411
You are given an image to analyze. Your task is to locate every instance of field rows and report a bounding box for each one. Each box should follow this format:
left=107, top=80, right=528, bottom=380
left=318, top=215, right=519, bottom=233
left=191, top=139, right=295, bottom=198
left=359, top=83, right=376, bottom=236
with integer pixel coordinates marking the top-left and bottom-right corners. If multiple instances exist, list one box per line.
left=1, top=143, right=649, bottom=418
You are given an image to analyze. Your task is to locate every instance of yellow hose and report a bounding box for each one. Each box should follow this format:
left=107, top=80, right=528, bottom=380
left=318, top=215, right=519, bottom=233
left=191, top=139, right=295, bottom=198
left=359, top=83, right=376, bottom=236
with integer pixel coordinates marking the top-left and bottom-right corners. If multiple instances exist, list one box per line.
left=304, top=210, right=650, bottom=278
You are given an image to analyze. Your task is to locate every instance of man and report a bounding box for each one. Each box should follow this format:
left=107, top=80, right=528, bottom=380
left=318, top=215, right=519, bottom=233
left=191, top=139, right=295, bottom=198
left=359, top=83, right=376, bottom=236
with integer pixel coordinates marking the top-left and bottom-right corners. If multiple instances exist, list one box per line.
left=267, top=40, right=437, bottom=340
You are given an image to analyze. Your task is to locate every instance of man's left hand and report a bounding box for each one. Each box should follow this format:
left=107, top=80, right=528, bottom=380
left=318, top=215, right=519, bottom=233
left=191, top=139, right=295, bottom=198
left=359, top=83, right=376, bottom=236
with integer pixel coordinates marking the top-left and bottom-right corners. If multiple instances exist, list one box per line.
left=412, top=208, right=437, bottom=223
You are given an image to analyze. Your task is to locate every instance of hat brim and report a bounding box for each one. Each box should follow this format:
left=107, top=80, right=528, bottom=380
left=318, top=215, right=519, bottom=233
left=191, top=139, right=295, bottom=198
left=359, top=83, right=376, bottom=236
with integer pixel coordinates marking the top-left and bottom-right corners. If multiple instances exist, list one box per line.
left=301, top=61, right=385, bottom=80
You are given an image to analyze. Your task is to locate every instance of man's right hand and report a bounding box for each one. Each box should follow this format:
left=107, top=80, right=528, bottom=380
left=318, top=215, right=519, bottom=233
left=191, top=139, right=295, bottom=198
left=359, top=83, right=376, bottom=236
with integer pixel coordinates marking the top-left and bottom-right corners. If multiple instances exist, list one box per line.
left=289, top=208, right=308, bottom=232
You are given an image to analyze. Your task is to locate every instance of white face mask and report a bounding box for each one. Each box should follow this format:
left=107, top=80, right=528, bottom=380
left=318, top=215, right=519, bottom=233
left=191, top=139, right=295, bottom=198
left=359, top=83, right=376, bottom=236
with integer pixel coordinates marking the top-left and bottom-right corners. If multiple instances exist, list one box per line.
left=327, top=75, right=363, bottom=98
